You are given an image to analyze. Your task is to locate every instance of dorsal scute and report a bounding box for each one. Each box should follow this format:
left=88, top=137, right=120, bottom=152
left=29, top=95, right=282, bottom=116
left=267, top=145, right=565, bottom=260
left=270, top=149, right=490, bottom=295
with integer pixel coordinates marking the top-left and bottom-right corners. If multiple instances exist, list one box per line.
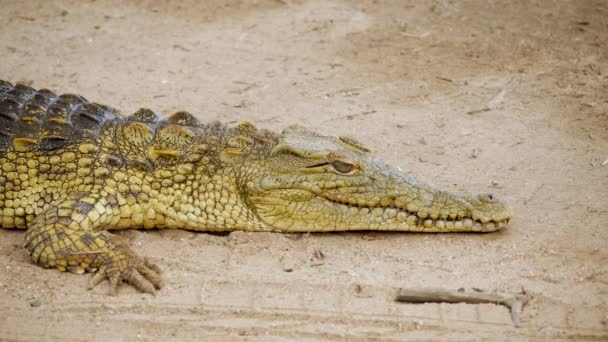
left=144, top=122, right=196, bottom=163
left=156, top=123, right=194, bottom=147
left=235, top=121, right=257, bottom=133
left=0, top=83, right=28, bottom=148
left=128, top=108, right=158, bottom=124
left=36, top=88, right=56, bottom=97
left=0, top=81, right=125, bottom=151
left=4, top=83, right=36, bottom=105
left=0, top=97, right=20, bottom=122
left=123, top=121, right=155, bottom=146
left=25, top=90, right=56, bottom=114
left=0, top=80, right=13, bottom=94
left=71, top=102, right=116, bottom=137
left=39, top=95, right=78, bottom=150
left=13, top=108, right=42, bottom=152
left=58, top=93, right=88, bottom=105
left=167, top=110, right=200, bottom=126
left=1, top=82, right=45, bottom=149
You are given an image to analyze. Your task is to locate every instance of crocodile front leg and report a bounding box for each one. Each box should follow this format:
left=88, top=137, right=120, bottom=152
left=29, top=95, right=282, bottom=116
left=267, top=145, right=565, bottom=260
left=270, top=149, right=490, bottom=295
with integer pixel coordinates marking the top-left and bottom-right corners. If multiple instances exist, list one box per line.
left=23, top=193, right=162, bottom=295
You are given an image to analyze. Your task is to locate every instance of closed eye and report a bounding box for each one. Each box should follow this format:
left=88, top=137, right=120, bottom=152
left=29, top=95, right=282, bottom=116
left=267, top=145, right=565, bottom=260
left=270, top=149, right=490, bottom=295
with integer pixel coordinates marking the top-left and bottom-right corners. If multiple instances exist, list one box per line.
left=331, top=161, right=356, bottom=174
left=304, top=161, right=357, bottom=175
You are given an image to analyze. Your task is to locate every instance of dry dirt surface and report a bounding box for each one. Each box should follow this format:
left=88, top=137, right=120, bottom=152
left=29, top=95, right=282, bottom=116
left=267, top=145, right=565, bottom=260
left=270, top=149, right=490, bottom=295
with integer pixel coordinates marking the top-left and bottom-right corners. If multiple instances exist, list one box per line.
left=1, top=0, right=607, bottom=340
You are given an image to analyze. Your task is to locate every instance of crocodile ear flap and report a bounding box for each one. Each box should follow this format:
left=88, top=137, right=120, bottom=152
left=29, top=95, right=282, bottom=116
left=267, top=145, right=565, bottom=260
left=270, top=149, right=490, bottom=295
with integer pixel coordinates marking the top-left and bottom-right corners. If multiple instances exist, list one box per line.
left=276, top=125, right=333, bottom=159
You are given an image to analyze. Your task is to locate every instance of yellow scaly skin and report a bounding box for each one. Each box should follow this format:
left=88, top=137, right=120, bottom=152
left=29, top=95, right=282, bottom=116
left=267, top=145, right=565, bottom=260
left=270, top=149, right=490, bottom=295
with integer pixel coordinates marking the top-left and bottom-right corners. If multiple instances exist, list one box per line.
left=0, top=80, right=512, bottom=295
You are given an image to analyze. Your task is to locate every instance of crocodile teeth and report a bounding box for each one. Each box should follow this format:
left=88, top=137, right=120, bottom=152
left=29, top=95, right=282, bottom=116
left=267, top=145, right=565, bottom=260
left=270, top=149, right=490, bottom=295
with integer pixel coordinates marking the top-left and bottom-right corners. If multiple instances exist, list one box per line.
left=383, top=208, right=397, bottom=218
left=397, top=212, right=407, bottom=222
left=407, top=215, right=418, bottom=226
left=463, top=218, right=473, bottom=228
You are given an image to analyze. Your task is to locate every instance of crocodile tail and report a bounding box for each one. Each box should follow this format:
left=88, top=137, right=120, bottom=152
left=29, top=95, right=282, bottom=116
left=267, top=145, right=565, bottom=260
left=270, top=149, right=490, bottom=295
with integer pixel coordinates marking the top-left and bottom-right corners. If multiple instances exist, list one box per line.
left=0, top=80, right=121, bottom=152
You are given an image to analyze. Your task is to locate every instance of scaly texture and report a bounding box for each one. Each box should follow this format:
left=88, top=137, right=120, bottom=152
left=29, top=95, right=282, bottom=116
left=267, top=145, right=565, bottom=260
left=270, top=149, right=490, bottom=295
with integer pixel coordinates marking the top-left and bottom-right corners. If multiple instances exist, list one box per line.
left=0, top=80, right=512, bottom=294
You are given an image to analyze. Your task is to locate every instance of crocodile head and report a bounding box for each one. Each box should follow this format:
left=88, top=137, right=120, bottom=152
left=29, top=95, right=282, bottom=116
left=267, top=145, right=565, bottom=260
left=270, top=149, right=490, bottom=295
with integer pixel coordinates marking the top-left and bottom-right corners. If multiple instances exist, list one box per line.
left=245, top=125, right=512, bottom=232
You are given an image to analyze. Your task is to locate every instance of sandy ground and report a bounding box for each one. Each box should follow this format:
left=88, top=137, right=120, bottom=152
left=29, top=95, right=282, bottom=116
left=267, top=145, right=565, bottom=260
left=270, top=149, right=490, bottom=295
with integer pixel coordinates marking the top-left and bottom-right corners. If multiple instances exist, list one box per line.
left=0, top=0, right=607, bottom=340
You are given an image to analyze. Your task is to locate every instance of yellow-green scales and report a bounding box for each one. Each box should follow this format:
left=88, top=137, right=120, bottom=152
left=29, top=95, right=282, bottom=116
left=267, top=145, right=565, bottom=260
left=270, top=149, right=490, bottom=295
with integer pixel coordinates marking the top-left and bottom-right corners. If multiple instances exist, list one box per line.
left=0, top=80, right=512, bottom=294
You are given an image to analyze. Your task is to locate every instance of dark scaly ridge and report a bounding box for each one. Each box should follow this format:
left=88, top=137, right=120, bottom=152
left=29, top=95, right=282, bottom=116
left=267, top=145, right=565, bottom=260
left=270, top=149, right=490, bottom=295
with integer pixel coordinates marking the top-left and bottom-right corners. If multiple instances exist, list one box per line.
left=0, top=81, right=120, bottom=152
left=0, top=80, right=275, bottom=159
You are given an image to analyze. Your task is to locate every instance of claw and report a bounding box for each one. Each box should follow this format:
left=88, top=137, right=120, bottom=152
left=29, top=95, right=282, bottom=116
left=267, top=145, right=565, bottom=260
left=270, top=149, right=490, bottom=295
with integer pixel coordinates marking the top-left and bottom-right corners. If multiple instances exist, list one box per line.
left=144, top=258, right=162, bottom=275
left=137, top=263, right=163, bottom=289
left=88, top=269, right=106, bottom=290
left=86, top=252, right=163, bottom=295
left=67, top=266, right=85, bottom=275
left=126, top=271, right=156, bottom=294
left=109, top=274, right=121, bottom=296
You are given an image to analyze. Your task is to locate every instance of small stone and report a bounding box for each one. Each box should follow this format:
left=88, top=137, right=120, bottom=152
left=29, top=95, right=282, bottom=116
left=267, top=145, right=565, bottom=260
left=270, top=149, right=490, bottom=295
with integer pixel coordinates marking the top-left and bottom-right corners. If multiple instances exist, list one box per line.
left=471, top=148, right=480, bottom=159
left=30, top=299, right=42, bottom=307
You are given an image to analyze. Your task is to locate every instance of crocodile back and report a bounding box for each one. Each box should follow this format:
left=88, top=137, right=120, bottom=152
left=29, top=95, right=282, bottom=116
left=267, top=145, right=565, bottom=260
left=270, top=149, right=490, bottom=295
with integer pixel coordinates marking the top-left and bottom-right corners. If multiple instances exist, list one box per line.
left=0, top=80, right=121, bottom=153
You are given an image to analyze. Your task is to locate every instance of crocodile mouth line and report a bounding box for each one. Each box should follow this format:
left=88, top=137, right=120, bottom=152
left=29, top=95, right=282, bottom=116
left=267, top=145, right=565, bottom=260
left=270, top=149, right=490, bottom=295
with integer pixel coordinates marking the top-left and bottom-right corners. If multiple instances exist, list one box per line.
left=321, top=195, right=510, bottom=231
left=258, top=184, right=509, bottom=231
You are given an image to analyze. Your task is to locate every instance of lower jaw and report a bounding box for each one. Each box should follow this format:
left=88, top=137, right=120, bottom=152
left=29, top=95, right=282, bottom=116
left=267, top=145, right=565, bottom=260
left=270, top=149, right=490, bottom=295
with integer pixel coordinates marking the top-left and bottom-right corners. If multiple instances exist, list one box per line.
left=342, top=219, right=507, bottom=232
left=339, top=206, right=509, bottom=232
left=340, top=221, right=506, bottom=232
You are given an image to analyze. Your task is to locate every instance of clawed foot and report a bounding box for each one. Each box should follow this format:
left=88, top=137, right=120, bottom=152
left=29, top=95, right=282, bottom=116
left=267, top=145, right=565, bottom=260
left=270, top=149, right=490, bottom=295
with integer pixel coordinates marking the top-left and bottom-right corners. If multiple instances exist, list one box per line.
left=23, top=196, right=165, bottom=296
left=87, top=248, right=163, bottom=296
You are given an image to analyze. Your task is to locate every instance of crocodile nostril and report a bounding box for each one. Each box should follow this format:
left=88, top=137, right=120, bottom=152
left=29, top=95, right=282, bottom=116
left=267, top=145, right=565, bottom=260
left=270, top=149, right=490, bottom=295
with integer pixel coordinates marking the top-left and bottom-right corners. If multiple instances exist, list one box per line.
left=479, top=193, right=496, bottom=202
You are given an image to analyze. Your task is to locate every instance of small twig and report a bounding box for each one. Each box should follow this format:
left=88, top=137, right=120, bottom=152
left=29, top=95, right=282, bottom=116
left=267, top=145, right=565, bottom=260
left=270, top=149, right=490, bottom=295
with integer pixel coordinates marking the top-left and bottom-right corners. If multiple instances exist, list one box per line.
left=320, top=110, right=376, bottom=123
left=465, top=107, right=491, bottom=115
left=395, top=288, right=528, bottom=327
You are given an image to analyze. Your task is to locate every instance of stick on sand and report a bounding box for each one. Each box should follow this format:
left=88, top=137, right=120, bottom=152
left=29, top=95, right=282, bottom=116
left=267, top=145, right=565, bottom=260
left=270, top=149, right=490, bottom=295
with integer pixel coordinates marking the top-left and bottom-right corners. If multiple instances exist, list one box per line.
left=395, top=288, right=529, bottom=327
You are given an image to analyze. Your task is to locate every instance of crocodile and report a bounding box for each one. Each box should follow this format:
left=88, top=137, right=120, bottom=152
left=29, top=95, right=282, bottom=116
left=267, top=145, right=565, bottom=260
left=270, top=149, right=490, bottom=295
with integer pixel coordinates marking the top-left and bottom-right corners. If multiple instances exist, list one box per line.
left=0, top=80, right=512, bottom=295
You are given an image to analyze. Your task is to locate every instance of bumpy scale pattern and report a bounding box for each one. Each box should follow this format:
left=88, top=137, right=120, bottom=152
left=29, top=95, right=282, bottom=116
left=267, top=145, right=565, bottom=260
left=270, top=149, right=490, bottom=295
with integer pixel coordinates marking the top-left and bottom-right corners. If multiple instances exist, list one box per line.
left=0, top=80, right=269, bottom=294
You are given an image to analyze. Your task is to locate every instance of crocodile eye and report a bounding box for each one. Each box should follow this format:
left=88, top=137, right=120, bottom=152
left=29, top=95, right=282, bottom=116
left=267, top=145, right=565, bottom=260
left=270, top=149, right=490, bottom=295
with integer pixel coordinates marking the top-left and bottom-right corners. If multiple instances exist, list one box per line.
left=332, top=161, right=355, bottom=174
